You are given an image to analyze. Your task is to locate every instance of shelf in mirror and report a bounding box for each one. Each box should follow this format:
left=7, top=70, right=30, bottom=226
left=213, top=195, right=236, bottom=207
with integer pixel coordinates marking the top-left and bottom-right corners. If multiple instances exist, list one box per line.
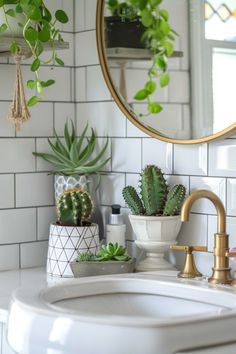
left=106, top=47, right=183, bottom=61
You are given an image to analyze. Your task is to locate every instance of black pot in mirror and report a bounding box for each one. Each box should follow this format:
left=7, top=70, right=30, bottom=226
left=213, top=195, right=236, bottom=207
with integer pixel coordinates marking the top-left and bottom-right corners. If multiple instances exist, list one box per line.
left=105, top=16, right=146, bottom=49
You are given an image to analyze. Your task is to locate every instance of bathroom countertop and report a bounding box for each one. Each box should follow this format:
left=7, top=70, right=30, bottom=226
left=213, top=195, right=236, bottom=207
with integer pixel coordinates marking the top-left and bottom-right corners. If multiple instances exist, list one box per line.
left=0, top=267, right=71, bottom=324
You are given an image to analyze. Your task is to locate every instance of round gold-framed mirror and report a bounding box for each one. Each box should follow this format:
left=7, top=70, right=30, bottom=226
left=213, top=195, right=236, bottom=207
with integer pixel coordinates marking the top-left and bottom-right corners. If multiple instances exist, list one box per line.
left=96, top=0, right=236, bottom=144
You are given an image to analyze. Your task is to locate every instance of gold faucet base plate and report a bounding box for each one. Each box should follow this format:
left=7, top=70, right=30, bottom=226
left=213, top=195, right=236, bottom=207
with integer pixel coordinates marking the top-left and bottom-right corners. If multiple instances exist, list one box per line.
left=208, top=268, right=233, bottom=285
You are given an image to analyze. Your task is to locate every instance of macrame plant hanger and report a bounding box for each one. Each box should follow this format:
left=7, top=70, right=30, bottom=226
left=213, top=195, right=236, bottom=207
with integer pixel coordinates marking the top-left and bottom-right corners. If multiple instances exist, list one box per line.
left=7, top=53, right=31, bottom=131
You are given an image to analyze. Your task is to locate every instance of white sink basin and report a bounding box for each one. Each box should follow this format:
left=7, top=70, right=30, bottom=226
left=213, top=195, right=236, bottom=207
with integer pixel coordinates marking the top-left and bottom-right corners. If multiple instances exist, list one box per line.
left=7, top=272, right=236, bottom=354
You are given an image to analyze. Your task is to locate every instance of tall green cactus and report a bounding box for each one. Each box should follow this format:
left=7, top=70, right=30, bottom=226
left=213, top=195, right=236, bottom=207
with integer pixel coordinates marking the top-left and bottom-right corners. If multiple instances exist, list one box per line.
left=122, top=186, right=144, bottom=215
left=163, top=185, right=186, bottom=216
left=140, top=165, right=168, bottom=215
left=57, top=189, right=93, bottom=226
left=122, top=165, right=186, bottom=216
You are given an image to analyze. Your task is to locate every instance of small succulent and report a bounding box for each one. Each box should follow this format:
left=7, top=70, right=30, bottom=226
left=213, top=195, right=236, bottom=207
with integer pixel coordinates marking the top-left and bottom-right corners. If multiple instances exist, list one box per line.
left=76, top=252, right=96, bottom=262
left=57, top=188, right=93, bottom=226
left=123, top=165, right=186, bottom=216
left=33, top=120, right=110, bottom=176
left=96, top=243, right=131, bottom=262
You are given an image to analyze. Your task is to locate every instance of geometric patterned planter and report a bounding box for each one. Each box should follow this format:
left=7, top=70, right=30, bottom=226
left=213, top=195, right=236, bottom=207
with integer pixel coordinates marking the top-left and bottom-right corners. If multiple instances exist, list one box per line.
left=47, top=223, right=100, bottom=277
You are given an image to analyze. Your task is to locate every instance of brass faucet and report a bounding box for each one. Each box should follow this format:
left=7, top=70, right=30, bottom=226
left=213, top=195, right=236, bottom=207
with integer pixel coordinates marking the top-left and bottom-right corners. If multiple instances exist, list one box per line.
left=181, top=190, right=233, bottom=285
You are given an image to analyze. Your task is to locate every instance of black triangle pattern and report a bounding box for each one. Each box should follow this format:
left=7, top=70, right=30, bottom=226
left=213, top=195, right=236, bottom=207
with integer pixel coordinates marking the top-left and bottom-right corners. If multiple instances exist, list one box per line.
left=47, top=225, right=99, bottom=277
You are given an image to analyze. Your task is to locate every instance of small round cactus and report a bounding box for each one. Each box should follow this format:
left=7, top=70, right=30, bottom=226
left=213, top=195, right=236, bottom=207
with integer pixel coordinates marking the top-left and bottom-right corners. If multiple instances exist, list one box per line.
left=57, top=188, right=93, bottom=226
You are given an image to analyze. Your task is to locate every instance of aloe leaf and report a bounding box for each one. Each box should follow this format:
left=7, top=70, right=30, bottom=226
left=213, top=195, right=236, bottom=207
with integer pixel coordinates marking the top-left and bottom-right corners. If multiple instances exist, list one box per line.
left=53, top=129, right=70, bottom=157
left=64, top=120, right=73, bottom=150
left=78, top=128, right=96, bottom=160
left=77, top=132, right=96, bottom=166
left=85, top=137, right=110, bottom=167
left=33, top=152, right=65, bottom=166
left=76, top=123, right=89, bottom=155
left=69, top=139, right=79, bottom=162
left=48, top=139, right=76, bottom=167
left=54, top=158, right=111, bottom=176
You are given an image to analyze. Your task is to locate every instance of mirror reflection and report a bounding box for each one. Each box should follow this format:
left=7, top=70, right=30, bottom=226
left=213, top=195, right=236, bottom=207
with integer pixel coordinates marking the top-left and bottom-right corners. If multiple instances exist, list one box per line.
left=103, top=0, right=236, bottom=140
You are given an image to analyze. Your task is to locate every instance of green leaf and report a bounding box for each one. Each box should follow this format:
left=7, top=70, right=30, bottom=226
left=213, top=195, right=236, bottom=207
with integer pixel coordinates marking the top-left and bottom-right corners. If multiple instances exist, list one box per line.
left=164, top=41, right=174, bottom=57
left=0, top=0, right=4, bottom=7
left=141, top=8, right=153, bottom=27
left=134, top=89, right=149, bottom=100
left=35, top=41, right=43, bottom=56
left=36, top=80, right=43, bottom=94
left=64, top=120, right=73, bottom=150
left=10, top=40, right=18, bottom=54
left=28, top=7, right=41, bottom=21
left=55, top=9, right=69, bottom=24
left=0, top=23, right=7, bottom=33
left=160, top=19, right=170, bottom=35
left=160, top=9, right=169, bottom=21
left=5, top=8, right=15, bottom=17
left=145, top=81, right=156, bottom=94
left=160, top=72, right=170, bottom=87
left=15, top=4, right=23, bottom=13
left=138, top=0, right=148, bottom=10
left=31, top=58, right=40, bottom=72
left=42, top=7, right=52, bottom=22
left=76, top=123, right=89, bottom=155
left=24, top=27, right=38, bottom=42
left=148, top=102, right=163, bottom=114
left=85, top=137, right=110, bottom=168
left=55, top=56, right=64, bottom=66
left=38, top=26, right=51, bottom=42
left=156, top=55, right=167, bottom=70
left=27, top=80, right=37, bottom=90
left=41, top=79, right=55, bottom=88
left=27, top=96, right=39, bottom=107
left=149, top=0, right=162, bottom=6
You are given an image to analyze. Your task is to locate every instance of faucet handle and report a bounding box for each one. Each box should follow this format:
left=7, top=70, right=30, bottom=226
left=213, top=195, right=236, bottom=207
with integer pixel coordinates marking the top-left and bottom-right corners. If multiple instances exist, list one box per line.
left=170, top=245, right=207, bottom=278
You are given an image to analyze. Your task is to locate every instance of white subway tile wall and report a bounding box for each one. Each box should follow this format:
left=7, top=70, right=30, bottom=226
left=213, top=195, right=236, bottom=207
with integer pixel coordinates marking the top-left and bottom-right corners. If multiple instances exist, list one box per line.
left=0, top=0, right=75, bottom=271
left=75, top=0, right=236, bottom=275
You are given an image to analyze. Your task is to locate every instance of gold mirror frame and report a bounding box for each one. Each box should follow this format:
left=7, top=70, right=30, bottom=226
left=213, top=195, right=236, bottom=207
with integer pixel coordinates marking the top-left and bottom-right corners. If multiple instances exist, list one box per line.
left=96, top=0, right=236, bottom=145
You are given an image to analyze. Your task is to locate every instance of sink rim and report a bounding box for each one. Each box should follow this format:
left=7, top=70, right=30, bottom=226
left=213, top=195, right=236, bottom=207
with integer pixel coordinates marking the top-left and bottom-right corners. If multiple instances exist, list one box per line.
left=10, top=273, right=236, bottom=328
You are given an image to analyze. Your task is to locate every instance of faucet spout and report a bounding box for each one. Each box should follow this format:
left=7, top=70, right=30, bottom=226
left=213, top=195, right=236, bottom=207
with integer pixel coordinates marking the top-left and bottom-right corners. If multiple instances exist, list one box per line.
left=181, top=190, right=232, bottom=285
left=181, top=190, right=226, bottom=234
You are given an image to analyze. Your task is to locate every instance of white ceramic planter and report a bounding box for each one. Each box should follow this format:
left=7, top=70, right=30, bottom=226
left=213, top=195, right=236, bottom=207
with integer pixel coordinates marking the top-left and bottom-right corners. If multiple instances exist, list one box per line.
left=47, top=223, right=100, bottom=278
left=129, top=214, right=182, bottom=271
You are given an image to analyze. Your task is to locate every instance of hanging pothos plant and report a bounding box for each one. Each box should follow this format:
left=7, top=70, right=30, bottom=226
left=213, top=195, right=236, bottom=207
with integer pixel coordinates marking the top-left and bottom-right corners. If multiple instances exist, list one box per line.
left=0, top=0, right=69, bottom=106
left=107, top=0, right=178, bottom=116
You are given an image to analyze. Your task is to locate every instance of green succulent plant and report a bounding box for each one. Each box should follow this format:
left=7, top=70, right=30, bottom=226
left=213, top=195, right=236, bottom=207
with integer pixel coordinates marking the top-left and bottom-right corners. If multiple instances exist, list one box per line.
left=123, top=165, right=186, bottom=216
left=76, top=252, right=96, bottom=262
left=96, top=243, right=131, bottom=262
left=107, top=0, right=178, bottom=116
left=0, top=0, right=69, bottom=106
left=33, top=120, right=110, bottom=176
left=57, top=188, right=93, bottom=226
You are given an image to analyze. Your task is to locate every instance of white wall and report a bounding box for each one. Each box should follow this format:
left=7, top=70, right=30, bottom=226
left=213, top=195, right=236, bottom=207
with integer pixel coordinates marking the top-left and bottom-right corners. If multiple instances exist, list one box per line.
left=0, top=0, right=75, bottom=271
left=75, top=0, right=236, bottom=277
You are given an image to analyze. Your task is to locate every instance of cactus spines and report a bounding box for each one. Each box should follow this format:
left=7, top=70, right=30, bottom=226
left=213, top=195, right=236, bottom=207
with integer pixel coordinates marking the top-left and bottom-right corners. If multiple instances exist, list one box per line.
left=57, top=188, right=93, bottom=226
left=122, top=186, right=144, bottom=215
left=140, top=165, right=168, bottom=215
left=163, top=185, right=186, bottom=216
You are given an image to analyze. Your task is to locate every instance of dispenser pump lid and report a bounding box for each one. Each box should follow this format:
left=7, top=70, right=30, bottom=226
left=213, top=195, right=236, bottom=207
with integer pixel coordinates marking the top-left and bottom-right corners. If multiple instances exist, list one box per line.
left=111, top=204, right=121, bottom=215
left=109, top=204, right=123, bottom=225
